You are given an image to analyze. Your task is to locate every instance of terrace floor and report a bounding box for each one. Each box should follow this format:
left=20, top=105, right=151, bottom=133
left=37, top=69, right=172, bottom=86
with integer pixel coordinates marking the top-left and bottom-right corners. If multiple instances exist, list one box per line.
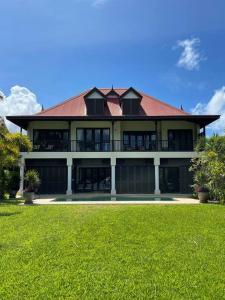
left=30, top=193, right=199, bottom=205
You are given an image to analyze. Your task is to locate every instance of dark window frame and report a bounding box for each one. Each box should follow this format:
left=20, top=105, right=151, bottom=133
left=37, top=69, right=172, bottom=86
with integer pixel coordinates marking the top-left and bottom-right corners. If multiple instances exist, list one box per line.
left=167, top=129, right=193, bottom=151
left=123, top=131, right=156, bottom=151
left=32, top=129, right=70, bottom=151
left=76, top=128, right=110, bottom=151
left=121, top=98, right=140, bottom=115
left=85, top=98, right=105, bottom=115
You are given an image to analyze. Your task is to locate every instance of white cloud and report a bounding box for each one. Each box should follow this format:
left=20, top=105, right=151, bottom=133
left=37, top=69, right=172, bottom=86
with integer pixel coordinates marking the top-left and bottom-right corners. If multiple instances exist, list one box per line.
left=191, top=86, right=225, bottom=135
left=176, top=37, right=205, bottom=71
left=92, top=0, right=108, bottom=7
left=0, top=85, right=42, bottom=132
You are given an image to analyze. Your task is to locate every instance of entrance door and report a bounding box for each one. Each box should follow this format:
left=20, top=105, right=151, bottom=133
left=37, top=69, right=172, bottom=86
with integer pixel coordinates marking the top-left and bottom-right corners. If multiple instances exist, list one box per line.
left=77, top=167, right=111, bottom=192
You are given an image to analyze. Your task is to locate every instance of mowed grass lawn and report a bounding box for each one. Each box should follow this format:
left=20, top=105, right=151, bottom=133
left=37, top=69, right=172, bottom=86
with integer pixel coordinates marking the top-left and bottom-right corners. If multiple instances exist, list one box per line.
left=0, top=204, right=225, bottom=299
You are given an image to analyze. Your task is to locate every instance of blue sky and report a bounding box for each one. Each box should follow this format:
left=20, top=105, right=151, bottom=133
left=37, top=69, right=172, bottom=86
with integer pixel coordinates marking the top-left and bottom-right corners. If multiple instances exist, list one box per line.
left=0, top=0, right=225, bottom=133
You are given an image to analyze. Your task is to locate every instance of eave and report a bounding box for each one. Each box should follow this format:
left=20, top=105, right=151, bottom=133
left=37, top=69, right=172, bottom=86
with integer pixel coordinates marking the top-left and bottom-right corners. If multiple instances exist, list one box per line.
left=6, top=115, right=220, bottom=130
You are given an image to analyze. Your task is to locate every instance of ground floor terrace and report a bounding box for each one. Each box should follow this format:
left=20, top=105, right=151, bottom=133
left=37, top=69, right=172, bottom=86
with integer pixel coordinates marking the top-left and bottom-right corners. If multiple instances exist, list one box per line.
left=19, top=151, right=197, bottom=195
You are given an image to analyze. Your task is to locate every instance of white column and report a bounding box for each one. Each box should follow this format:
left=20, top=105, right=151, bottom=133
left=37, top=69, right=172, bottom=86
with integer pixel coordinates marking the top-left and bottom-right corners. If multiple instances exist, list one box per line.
left=154, top=157, right=161, bottom=194
left=18, top=158, right=25, bottom=195
left=66, top=158, right=72, bottom=195
left=111, top=157, right=116, bottom=195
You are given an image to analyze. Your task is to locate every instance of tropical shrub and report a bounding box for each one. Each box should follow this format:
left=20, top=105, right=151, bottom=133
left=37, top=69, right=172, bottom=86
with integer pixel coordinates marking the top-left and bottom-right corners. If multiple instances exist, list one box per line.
left=190, top=135, right=225, bottom=204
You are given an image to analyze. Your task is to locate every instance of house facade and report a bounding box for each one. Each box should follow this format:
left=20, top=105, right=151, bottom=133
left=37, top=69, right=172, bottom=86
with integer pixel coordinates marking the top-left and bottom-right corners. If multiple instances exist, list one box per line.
left=7, top=87, right=219, bottom=195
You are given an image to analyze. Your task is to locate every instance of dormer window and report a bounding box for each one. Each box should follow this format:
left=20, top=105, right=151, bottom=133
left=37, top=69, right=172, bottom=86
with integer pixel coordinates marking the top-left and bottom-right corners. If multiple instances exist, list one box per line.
left=120, top=87, right=142, bottom=115
left=84, top=88, right=106, bottom=115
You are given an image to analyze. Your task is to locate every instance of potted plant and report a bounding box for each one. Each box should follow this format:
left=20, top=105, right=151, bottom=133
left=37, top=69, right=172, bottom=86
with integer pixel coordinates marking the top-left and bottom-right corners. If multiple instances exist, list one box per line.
left=23, top=170, right=40, bottom=204
left=198, top=186, right=209, bottom=203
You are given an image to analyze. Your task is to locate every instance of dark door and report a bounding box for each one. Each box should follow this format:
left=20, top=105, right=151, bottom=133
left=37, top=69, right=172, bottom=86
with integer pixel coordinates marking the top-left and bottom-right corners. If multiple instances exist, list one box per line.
left=76, top=128, right=110, bottom=151
left=123, top=131, right=156, bottom=151
left=76, top=167, right=111, bottom=192
left=26, top=159, right=67, bottom=194
left=116, top=165, right=155, bottom=193
left=168, top=130, right=193, bottom=151
left=159, top=167, right=180, bottom=193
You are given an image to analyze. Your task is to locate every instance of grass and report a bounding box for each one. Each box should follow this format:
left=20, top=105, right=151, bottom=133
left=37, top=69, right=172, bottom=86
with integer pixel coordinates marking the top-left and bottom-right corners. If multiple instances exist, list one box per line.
left=0, top=204, right=225, bottom=299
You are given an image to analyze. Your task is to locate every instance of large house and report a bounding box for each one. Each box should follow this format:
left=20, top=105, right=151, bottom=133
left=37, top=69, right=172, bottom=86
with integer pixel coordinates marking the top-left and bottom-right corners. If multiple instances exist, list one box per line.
left=7, top=87, right=219, bottom=195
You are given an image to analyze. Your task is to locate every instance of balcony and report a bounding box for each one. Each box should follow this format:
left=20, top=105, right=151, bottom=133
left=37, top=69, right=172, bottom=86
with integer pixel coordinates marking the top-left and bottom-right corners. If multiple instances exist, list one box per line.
left=21, top=139, right=196, bottom=152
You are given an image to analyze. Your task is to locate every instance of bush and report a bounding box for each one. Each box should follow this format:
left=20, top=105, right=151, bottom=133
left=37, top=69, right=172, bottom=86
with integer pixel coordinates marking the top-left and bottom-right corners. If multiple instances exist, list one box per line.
left=190, top=135, right=225, bottom=204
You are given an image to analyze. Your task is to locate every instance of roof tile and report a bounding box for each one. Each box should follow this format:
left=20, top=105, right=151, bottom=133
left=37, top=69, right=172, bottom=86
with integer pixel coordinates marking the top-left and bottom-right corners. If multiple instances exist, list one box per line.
left=36, top=88, right=189, bottom=117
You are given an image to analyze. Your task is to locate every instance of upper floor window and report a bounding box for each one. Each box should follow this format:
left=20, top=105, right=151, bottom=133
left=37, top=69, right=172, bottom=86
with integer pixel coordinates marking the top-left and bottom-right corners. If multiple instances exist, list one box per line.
left=84, top=88, right=106, bottom=115
left=33, top=129, right=69, bottom=151
left=122, top=98, right=140, bottom=115
left=77, top=128, right=110, bottom=151
left=120, top=87, right=142, bottom=115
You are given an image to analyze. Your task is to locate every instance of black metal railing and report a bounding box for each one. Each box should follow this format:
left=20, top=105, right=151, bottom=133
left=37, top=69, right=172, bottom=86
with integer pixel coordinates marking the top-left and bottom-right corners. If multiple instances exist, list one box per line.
left=21, top=139, right=196, bottom=152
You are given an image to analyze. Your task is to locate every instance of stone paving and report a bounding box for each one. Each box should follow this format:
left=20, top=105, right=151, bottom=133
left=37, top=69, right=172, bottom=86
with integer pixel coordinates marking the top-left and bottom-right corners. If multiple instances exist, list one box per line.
left=31, top=194, right=199, bottom=205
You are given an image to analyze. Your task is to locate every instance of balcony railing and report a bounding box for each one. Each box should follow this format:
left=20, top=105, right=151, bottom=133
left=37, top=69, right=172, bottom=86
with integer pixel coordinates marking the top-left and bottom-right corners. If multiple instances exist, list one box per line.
left=21, top=139, right=196, bottom=152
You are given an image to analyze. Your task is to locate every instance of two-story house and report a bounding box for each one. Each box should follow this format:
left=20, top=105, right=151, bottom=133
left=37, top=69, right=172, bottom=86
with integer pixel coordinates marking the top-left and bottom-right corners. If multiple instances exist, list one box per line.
left=7, top=87, right=219, bottom=195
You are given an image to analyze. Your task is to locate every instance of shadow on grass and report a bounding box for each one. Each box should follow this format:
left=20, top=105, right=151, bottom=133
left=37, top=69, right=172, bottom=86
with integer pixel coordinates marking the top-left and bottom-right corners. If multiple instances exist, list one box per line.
left=0, top=199, right=24, bottom=206
left=0, top=211, right=21, bottom=217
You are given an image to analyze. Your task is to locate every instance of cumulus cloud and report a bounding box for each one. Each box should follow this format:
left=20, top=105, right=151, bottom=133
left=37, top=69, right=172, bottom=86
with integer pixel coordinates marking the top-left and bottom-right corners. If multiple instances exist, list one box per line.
left=0, top=85, right=42, bottom=132
left=176, top=37, right=205, bottom=71
left=191, top=86, right=225, bottom=135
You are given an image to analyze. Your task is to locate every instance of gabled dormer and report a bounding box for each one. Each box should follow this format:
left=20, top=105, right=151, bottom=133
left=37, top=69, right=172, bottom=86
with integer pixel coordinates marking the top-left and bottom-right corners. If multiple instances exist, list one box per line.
left=106, top=87, right=120, bottom=99
left=120, top=87, right=142, bottom=115
left=84, top=87, right=106, bottom=115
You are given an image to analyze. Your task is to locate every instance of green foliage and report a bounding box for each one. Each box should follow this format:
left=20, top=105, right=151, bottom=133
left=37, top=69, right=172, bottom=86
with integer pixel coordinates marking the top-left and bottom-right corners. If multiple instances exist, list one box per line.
left=24, top=169, right=40, bottom=192
left=0, top=205, right=225, bottom=299
left=0, top=127, right=32, bottom=169
left=190, top=135, right=225, bottom=204
left=0, top=127, right=32, bottom=199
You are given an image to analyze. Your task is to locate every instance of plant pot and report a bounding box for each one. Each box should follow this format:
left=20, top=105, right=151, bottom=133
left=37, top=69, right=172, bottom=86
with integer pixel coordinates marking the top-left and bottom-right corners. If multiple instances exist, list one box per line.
left=198, top=192, right=209, bottom=203
left=23, top=192, right=34, bottom=204
left=9, top=190, right=17, bottom=199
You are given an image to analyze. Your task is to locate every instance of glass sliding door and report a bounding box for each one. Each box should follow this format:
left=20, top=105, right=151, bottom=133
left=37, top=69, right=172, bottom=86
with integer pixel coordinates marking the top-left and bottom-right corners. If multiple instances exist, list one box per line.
left=33, top=129, right=69, bottom=151
left=168, top=130, right=193, bottom=151
left=123, top=131, right=156, bottom=151
left=76, top=128, right=110, bottom=151
left=77, top=167, right=111, bottom=191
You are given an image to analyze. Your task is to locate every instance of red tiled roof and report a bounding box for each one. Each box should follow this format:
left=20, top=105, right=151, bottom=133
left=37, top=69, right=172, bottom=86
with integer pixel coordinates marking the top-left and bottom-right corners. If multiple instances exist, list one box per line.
left=36, top=88, right=189, bottom=117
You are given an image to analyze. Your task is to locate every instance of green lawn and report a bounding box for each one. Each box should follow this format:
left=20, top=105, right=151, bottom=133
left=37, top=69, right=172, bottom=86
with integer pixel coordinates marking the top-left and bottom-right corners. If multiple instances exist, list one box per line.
left=0, top=204, right=225, bottom=299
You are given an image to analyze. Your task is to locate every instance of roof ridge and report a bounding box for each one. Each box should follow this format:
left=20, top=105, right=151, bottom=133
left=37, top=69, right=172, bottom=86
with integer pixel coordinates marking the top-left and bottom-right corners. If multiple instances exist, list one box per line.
left=36, top=89, right=90, bottom=116
left=139, top=90, right=189, bottom=115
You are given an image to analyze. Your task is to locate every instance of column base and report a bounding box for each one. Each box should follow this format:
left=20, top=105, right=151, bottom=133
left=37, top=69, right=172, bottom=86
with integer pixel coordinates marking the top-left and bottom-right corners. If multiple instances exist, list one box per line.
left=154, top=189, right=161, bottom=195
left=18, top=189, right=23, bottom=196
left=66, top=190, right=72, bottom=196
left=111, top=189, right=116, bottom=195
